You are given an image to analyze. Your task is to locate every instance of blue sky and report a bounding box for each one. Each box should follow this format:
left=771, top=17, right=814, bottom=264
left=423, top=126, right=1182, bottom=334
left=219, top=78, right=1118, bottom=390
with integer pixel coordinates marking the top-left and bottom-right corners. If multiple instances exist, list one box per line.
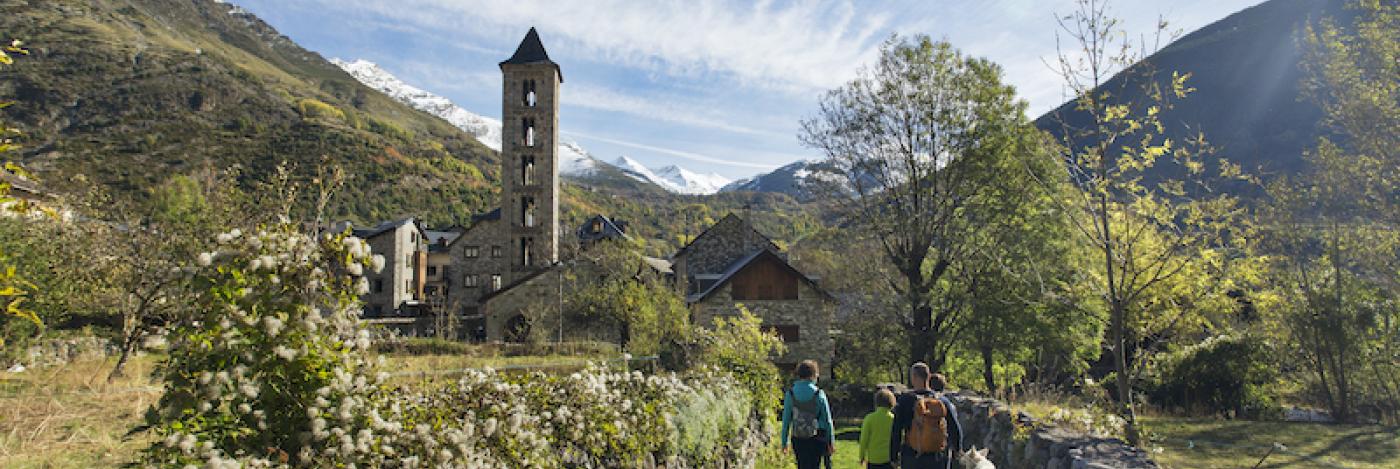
left=233, top=0, right=1264, bottom=181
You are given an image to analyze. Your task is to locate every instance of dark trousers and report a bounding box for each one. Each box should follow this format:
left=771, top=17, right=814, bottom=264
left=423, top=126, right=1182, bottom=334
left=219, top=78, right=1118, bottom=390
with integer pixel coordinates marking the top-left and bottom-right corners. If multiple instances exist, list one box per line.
left=898, top=446, right=951, bottom=469
left=791, top=436, right=827, bottom=469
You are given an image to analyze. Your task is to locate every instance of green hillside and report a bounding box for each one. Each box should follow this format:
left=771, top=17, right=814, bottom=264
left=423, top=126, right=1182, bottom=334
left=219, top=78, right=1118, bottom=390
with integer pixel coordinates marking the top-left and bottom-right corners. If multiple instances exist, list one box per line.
left=0, top=0, right=499, bottom=226
left=1035, top=0, right=1351, bottom=186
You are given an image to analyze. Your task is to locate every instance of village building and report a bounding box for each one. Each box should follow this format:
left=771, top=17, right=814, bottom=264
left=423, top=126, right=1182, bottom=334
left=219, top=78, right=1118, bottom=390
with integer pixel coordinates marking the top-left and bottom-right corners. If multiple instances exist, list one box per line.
left=348, top=29, right=835, bottom=374
left=672, top=214, right=835, bottom=377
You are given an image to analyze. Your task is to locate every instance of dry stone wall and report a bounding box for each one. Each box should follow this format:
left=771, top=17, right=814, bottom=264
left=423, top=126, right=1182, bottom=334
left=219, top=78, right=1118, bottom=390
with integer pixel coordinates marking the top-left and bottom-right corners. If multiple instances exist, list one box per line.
left=946, top=392, right=1160, bottom=469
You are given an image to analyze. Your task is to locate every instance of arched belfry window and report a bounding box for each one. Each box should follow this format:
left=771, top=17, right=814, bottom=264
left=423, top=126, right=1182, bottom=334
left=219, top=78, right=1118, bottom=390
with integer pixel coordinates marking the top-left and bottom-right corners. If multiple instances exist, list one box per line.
left=522, top=196, right=536, bottom=228
left=522, top=80, right=537, bottom=107
left=521, top=117, right=536, bottom=147
left=521, top=156, right=536, bottom=185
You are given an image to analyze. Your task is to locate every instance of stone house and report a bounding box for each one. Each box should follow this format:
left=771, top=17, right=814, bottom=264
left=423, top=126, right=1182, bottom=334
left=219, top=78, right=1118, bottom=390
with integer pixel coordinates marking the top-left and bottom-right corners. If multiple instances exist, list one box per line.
left=354, top=218, right=426, bottom=317
left=674, top=214, right=835, bottom=377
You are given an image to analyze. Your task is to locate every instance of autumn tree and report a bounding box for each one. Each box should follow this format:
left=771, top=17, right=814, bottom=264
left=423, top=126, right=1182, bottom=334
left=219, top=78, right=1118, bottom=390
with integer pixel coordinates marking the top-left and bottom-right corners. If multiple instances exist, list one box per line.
left=800, top=35, right=1041, bottom=369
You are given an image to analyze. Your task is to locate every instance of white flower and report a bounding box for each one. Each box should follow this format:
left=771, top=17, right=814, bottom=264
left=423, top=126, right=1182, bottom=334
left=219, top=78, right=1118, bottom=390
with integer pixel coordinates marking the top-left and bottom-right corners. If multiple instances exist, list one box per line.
left=355, top=277, right=370, bottom=295
left=197, top=252, right=213, bottom=267
left=263, top=316, right=284, bottom=337
left=347, top=262, right=364, bottom=277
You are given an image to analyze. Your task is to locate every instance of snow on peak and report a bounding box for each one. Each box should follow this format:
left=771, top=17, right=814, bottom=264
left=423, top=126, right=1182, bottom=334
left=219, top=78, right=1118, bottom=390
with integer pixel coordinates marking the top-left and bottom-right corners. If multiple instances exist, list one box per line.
left=612, top=157, right=731, bottom=195
left=655, top=165, right=732, bottom=195
left=332, top=58, right=502, bottom=149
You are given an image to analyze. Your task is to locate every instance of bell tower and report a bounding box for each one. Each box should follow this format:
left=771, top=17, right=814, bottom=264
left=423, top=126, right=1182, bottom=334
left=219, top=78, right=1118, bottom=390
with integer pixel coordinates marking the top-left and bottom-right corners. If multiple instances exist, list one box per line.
left=499, top=27, right=561, bottom=281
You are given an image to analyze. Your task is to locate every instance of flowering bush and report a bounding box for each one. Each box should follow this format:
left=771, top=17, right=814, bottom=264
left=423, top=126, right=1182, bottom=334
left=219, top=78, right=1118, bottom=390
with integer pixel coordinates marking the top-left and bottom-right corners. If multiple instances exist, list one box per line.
left=142, top=224, right=767, bottom=468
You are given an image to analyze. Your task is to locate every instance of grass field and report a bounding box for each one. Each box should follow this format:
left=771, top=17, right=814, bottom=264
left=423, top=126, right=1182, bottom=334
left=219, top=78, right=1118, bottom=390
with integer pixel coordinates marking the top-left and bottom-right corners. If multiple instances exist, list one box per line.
left=1144, top=416, right=1400, bottom=469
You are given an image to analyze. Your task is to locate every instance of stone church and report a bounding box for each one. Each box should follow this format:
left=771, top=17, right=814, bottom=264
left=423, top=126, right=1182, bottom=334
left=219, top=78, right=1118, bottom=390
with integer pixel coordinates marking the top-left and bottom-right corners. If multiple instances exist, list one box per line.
left=355, top=28, right=834, bottom=373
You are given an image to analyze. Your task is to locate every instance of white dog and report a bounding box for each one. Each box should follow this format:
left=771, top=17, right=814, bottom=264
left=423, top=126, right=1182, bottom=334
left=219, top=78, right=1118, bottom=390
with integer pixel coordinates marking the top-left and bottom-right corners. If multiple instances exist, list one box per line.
left=958, top=446, right=995, bottom=469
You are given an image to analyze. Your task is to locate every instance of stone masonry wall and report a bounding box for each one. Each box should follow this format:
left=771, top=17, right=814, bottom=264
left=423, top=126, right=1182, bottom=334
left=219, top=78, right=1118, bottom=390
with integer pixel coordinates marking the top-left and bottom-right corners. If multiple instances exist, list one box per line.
left=676, top=214, right=778, bottom=292
left=945, top=392, right=1160, bottom=469
left=693, top=280, right=834, bottom=379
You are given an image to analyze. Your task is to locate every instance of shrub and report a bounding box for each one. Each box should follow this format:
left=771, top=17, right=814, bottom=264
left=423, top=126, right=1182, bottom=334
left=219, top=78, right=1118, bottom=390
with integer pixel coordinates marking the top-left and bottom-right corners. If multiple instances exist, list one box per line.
left=1149, top=334, right=1279, bottom=417
left=140, top=223, right=766, bottom=467
left=296, top=98, right=345, bottom=121
left=691, top=307, right=787, bottom=419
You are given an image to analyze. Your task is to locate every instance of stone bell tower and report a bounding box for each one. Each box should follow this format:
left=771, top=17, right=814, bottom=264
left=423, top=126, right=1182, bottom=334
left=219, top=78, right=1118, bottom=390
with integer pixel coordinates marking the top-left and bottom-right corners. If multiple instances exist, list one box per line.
left=499, top=27, right=561, bottom=282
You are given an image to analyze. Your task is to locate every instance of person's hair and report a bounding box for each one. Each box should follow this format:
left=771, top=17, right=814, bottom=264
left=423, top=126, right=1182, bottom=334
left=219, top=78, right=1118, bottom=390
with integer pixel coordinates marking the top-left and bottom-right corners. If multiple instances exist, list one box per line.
left=910, top=362, right=931, bottom=385
left=796, top=360, right=819, bottom=379
left=873, top=388, right=896, bottom=408
left=930, top=373, right=948, bottom=392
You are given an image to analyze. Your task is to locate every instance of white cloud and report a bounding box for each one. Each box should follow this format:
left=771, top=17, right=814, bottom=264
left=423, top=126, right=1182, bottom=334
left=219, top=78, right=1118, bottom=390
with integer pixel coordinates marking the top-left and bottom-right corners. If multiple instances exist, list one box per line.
left=565, top=83, right=789, bottom=138
left=310, top=0, right=891, bottom=94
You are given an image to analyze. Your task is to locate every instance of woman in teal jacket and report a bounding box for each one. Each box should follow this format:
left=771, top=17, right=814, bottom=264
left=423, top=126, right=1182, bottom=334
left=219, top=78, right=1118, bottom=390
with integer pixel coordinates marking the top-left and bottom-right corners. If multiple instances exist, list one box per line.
left=781, top=360, right=835, bottom=469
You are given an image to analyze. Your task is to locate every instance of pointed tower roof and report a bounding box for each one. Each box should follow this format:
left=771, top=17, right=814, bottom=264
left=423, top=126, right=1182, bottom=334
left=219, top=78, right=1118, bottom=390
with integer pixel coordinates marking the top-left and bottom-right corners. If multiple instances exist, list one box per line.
left=499, top=27, right=562, bottom=81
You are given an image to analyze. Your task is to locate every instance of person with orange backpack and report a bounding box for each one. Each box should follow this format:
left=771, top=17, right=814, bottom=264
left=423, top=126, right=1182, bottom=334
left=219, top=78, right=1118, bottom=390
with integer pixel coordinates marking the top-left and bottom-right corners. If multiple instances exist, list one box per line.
left=890, top=363, right=963, bottom=469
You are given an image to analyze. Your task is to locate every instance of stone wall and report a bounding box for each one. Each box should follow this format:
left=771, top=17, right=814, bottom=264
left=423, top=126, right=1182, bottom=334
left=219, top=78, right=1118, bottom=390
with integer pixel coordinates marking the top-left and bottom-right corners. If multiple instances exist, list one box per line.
left=945, top=392, right=1160, bottom=469
left=18, top=336, right=121, bottom=367
left=692, top=280, right=834, bottom=379
left=449, top=219, right=511, bottom=312
left=675, top=214, right=779, bottom=293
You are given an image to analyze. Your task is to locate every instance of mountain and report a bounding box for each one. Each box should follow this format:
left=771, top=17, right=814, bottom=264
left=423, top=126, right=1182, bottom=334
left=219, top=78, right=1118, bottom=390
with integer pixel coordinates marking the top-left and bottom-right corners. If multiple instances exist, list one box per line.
left=721, top=160, right=840, bottom=201
left=1, top=0, right=500, bottom=226
left=330, top=58, right=731, bottom=195
left=654, top=165, right=732, bottom=196
left=1035, top=0, right=1351, bottom=185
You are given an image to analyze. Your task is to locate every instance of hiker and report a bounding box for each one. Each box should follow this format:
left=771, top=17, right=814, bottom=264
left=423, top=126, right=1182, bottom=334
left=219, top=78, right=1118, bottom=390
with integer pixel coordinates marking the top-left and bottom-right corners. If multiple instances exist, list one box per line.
left=781, top=360, right=835, bottom=469
left=859, top=388, right=897, bottom=468
left=890, top=363, right=963, bottom=469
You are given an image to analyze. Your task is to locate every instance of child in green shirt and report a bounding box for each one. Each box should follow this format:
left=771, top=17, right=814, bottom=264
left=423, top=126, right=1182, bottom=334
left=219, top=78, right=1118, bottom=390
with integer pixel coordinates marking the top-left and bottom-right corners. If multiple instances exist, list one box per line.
left=859, top=388, right=897, bottom=469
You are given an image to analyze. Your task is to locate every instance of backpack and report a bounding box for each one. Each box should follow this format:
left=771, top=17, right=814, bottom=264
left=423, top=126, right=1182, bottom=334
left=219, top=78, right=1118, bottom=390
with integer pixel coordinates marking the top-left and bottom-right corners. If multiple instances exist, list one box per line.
left=788, top=388, right=824, bottom=439
left=905, top=392, right=948, bottom=454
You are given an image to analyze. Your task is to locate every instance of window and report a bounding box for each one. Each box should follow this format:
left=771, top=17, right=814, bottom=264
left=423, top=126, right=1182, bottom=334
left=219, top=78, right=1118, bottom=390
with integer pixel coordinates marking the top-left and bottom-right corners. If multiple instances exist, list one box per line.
left=764, top=325, right=801, bottom=343
left=490, top=274, right=502, bottom=291
left=521, top=117, right=536, bottom=147
left=464, top=274, right=479, bottom=288
left=522, top=156, right=535, bottom=185
left=405, top=254, right=411, bottom=266
left=373, top=279, right=384, bottom=294
left=464, top=246, right=480, bottom=258
left=491, top=246, right=502, bottom=258
left=405, top=280, right=412, bottom=293
left=427, top=266, right=438, bottom=276
left=591, top=219, right=603, bottom=234
left=411, top=232, right=417, bottom=243
left=522, top=197, right=536, bottom=227
left=521, top=238, right=533, bottom=266
left=522, top=79, right=537, bottom=107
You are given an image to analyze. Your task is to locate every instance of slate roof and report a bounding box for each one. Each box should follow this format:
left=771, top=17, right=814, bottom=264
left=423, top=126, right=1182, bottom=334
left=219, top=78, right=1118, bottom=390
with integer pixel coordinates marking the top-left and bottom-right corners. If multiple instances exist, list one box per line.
left=478, top=262, right=562, bottom=303
left=577, top=214, right=630, bottom=243
left=424, top=228, right=463, bottom=252
left=352, top=217, right=418, bottom=239
left=499, top=27, right=562, bottom=82
left=686, top=249, right=833, bottom=303
left=671, top=213, right=779, bottom=260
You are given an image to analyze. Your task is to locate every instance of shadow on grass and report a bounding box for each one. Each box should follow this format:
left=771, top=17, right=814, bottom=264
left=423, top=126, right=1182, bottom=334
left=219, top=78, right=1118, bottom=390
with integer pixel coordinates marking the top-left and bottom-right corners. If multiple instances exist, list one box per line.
left=1261, top=426, right=1399, bottom=469
left=1164, top=419, right=1399, bottom=468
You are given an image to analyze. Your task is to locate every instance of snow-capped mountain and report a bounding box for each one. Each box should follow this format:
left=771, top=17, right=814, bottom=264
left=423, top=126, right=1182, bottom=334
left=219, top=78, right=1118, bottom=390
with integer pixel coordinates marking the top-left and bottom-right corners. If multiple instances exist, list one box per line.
left=612, top=157, right=730, bottom=195
left=654, top=165, right=732, bottom=195
left=331, top=58, right=503, bottom=151
left=332, top=58, right=730, bottom=194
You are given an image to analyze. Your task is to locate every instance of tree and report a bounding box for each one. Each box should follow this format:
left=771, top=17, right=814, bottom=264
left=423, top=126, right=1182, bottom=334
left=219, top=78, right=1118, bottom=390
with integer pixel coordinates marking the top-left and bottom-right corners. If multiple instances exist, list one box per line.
left=562, top=240, right=689, bottom=354
left=800, top=35, right=1038, bottom=369
left=1042, top=0, right=1251, bottom=444
left=1265, top=0, right=1400, bottom=423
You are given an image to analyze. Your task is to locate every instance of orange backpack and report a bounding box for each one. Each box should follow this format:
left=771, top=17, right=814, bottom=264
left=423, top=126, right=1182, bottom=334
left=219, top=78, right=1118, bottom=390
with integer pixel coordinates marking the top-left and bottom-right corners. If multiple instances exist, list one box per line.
left=905, top=393, right=948, bottom=454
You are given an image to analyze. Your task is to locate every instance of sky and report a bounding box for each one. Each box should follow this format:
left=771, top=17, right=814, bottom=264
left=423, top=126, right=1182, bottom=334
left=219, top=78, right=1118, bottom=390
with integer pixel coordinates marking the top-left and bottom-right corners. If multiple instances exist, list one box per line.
left=232, top=0, right=1265, bottom=181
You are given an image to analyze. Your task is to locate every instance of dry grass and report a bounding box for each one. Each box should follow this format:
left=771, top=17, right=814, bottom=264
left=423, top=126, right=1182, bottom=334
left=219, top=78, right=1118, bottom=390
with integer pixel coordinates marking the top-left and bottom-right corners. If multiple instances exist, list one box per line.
left=0, top=356, right=161, bottom=468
